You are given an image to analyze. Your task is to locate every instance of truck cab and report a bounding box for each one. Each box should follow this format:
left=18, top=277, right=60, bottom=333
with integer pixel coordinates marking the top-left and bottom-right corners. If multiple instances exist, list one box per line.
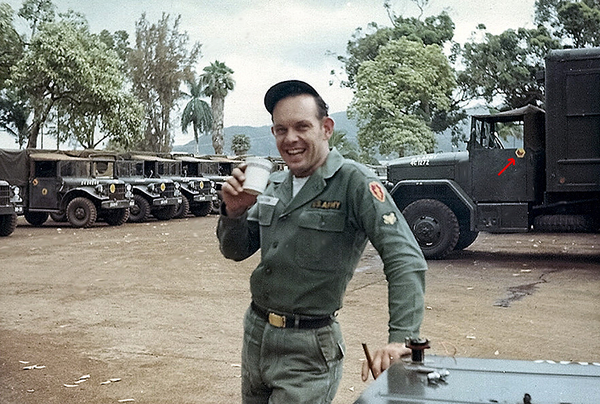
left=387, top=48, right=600, bottom=259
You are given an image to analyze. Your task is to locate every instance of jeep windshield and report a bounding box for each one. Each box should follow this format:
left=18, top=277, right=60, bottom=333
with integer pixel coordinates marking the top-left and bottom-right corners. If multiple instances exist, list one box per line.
left=92, top=161, right=115, bottom=179
left=116, top=161, right=144, bottom=178
left=60, top=161, right=91, bottom=177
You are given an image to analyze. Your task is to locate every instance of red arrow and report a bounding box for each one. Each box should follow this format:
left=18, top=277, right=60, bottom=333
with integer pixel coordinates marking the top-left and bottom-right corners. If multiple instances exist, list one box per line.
left=498, top=158, right=516, bottom=176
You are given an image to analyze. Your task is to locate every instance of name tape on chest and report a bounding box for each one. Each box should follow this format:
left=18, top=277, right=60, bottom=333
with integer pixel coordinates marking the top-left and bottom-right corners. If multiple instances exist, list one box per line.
left=369, top=181, right=386, bottom=203
left=311, top=200, right=341, bottom=210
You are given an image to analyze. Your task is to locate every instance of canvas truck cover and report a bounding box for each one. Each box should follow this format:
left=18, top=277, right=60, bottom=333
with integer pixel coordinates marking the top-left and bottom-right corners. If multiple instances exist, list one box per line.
left=0, top=149, right=29, bottom=187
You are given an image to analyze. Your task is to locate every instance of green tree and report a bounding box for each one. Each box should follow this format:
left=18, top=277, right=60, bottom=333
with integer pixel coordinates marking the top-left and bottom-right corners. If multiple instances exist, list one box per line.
left=9, top=12, right=143, bottom=149
left=231, top=133, right=250, bottom=156
left=536, top=0, right=600, bottom=47
left=349, top=38, right=455, bottom=158
left=17, top=0, right=55, bottom=39
left=455, top=27, right=555, bottom=110
left=201, top=60, right=235, bottom=155
left=129, top=13, right=201, bottom=152
left=328, top=130, right=359, bottom=161
left=181, top=75, right=212, bottom=155
left=338, top=0, right=454, bottom=88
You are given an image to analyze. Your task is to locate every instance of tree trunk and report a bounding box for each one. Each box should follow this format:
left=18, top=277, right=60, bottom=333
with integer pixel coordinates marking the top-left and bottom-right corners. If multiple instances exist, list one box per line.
left=211, top=96, right=224, bottom=155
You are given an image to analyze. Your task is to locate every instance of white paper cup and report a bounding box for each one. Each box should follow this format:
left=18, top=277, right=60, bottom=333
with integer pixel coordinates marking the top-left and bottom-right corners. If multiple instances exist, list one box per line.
left=243, top=157, right=273, bottom=195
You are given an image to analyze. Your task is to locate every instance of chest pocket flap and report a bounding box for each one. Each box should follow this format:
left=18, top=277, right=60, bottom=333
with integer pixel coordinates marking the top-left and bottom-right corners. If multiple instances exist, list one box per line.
left=298, top=210, right=345, bottom=232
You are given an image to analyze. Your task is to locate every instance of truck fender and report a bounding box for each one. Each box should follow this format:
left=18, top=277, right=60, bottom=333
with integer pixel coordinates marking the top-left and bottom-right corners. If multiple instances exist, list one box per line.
left=390, top=179, right=477, bottom=231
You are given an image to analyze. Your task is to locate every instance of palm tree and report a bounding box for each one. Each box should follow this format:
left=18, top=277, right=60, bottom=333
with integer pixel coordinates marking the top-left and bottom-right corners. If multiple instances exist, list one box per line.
left=201, top=61, right=235, bottom=155
left=329, top=129, right=360, bottom=161
left=181, top=76, right=212, bottom=154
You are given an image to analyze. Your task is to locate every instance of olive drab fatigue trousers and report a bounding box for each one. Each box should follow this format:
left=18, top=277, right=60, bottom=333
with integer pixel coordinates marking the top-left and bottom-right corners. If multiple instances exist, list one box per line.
left=241, top=306, right=345, bottom=404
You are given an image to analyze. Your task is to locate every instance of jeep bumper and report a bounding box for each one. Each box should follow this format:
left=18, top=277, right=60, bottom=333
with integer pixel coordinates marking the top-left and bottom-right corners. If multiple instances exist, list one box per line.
left=152, top=197, right=182, bottom=206
left=193, top=194, right=217, bottom=202
left=101, top=200, right=132, bottom=209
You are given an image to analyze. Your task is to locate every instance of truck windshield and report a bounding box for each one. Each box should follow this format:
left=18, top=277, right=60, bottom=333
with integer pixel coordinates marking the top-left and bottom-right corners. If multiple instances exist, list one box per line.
left=92, top=161, right=114, bottom=178
left=116, top=161, right=144, bottom=177
left=60, top=161, right=91, bottom=177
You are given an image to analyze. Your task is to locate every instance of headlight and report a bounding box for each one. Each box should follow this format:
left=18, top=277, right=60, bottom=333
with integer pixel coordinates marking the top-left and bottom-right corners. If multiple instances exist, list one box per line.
left=198, top=181, right=204, bottom=190
left=160, top=183, right=166, bottom=192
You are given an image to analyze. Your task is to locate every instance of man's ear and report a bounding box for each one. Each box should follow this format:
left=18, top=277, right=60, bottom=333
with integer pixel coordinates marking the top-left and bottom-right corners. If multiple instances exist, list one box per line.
left=322, top=116, right=335, bottom=139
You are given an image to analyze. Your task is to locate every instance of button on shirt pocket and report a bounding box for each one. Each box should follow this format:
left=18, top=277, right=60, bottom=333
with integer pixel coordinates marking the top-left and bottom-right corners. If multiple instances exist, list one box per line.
left=296, top=210, right=346, bottom=270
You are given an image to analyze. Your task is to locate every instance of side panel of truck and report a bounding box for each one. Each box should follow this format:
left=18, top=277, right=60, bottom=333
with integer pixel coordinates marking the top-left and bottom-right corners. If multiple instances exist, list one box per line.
left=545, top=49, right=600, bottom=193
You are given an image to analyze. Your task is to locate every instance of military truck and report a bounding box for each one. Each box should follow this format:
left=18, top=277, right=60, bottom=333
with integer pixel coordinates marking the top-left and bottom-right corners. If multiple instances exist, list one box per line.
left=121, top=153, right=217, bottom=218
left=0, top=179, right=22, bottom=236
left=115, top=158, right=182, bottom=222
left=387, top=47, right=600, bottom=259
left=173, top=154, right=241, bottom=214
left=0, top=149, right=133, bottom=228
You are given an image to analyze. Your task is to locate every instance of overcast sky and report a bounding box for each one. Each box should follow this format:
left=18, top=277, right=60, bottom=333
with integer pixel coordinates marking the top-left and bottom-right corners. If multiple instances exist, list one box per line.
left=3, top=0, right=537, bottom=147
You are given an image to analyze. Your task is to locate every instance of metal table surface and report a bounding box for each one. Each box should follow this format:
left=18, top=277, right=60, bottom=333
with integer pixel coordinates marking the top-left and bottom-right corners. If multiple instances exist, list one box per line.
left=354, top=355, right=600, bottom=404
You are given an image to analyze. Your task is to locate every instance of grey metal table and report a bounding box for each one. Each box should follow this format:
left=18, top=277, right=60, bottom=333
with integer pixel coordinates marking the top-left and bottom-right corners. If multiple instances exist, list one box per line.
left=354, top=355, right=600, bottom=404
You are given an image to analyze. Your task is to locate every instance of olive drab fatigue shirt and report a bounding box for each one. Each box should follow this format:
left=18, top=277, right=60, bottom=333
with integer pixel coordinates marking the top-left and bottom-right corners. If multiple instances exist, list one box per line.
left=217, top=148, right=427, bottom=342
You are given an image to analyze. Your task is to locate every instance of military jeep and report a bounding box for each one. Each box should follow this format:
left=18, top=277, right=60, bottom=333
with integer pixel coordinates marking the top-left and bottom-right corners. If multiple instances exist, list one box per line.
left=114, top=158, right=182, bottom=222
left=0, top=179, right=22, bottom=236
left=122, top=153, right=217, bottom=218
left=0, top=149, right=132, bottom=228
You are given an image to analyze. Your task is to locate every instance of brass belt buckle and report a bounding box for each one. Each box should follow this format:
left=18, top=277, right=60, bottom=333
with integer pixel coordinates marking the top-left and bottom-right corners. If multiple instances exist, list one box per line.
left=268, top=312, right=286, bottom=328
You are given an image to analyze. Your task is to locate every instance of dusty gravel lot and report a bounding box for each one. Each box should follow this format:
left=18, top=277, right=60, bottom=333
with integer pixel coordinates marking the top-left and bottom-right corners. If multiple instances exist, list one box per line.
left=1, top=215, right=599, bottom=403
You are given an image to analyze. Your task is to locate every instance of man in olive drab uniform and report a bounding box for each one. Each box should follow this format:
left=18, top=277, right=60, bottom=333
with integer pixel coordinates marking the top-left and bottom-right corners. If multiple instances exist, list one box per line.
left=217, top=80, right=427, bottom=404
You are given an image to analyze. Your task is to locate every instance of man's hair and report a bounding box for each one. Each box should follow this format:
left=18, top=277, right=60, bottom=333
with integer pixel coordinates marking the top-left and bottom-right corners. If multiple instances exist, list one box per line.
left=264, top=80, right=329, bottom=119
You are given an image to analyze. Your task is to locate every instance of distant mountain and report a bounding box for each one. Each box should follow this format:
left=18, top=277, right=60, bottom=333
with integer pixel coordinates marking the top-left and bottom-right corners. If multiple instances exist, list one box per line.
left=173, top=111, right=358, bottom=157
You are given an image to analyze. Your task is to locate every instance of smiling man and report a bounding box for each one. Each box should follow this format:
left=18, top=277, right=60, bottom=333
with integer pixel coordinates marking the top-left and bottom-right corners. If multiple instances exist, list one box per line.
left=217, top=80, right=427, bottom=404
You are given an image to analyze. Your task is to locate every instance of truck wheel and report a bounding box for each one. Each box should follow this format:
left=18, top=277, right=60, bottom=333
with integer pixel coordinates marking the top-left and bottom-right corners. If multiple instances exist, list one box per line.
left=173, top=196, right=190, bottom=218
left=153, top=205, right=177, bottom=221
left=128, top=195, right=151, bottom=223
left=0, top=213, right=17, bottom=236
left=24, top=211, right=48, bottom=227
left=455, top=221, right=479, bottom=250
left=50, top=212, right=67, bottom=222
left=212, top=192, right=222, bottom=214
left=191, top=201, right=212, bottom=217
left=67, top=197, right=97, bottom=228
left=103, top=208, right=129, bottom=226
left=402, top=199, right=459, bottom=259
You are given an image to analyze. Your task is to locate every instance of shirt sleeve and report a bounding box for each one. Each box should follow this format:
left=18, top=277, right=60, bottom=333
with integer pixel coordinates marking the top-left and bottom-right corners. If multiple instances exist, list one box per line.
left=350, top=170, right=427, bottom=343
left=216, top=203, right=260, bottom=261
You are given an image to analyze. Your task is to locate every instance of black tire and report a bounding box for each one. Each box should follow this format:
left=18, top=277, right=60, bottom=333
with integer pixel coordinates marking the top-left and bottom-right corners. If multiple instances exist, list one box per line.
left=190, top=201, right=212, bottom=217
left=50, top=212, right=67, bottom=222
left=173, top=196, right=190, bottom=218
left=153, top=205, right=177, bottom=221
left=211, top=192, right=222, bottom=214
left=0, top=213, right=17, bottom=236
left=402, top=199, right=459, bottom=259
left=103, top=208, right=130, bottom=226
left=24, top=211, right=48, bottom=227
left=455, top=221, right=479, bottom=250
left=534, top=214, right=595, bottom=232
left=128, top=194, right=151, bottom=223
left=67, top=197, right=97, bottom=228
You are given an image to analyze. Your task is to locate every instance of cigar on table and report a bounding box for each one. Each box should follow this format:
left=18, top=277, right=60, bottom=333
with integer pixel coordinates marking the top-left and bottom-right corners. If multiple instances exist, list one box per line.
left=362, top=343, right=376, bottom=379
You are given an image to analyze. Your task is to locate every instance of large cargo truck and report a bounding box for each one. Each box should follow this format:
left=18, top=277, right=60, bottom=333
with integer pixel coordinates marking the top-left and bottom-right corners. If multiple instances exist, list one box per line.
left=387, top=48, right=600, bottom=259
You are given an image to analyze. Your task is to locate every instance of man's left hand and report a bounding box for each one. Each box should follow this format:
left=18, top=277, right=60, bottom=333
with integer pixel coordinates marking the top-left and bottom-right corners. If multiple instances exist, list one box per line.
left=361, top=342, right=411, bottom=381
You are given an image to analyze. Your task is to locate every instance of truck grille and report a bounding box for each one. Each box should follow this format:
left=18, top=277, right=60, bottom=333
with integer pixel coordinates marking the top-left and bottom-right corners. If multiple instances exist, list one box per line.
left=110, top=183, right=126, bottom=200
left=0, top=185, right=9, bottom=205
left=162, top=182, right=176, bottom=198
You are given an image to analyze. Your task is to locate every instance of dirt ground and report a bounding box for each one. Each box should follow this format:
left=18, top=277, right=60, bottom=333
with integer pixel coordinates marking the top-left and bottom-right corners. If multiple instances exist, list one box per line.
left=1, top=215, right=599, bottom=404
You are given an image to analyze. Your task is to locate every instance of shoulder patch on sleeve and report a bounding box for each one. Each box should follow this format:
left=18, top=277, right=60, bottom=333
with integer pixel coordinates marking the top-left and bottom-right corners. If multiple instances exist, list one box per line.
left=369, top=181, right=386, bottom=203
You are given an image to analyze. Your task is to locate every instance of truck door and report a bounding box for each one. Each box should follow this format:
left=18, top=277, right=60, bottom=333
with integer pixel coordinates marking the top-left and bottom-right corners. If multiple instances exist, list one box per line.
left=29, top=160, right=60, bottom=210
left=470, top=117, right=536, bottom=203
